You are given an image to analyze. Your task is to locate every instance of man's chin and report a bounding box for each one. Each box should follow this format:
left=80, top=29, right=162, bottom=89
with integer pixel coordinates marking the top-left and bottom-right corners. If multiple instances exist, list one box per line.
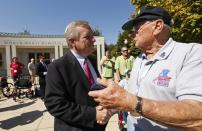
left=135, top=43, right=142, bottom=50
left=86, top=50, right=94, bottom=56
left=89, top=51, right=94, bottom=55
left=90, top=48, right=94, bottom=53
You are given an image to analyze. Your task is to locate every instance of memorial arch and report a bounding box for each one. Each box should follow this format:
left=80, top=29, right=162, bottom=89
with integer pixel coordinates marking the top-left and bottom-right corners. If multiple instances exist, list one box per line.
left=0, top=32, right=105, bottom=76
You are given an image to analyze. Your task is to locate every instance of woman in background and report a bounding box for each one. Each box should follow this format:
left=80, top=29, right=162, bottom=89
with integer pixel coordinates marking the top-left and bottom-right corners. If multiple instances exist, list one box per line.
left=10, top=57, right=24, bottom=83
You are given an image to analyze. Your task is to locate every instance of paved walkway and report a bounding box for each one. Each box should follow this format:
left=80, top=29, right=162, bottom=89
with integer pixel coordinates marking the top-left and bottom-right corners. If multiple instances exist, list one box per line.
left=0, top=96, right=121, bottom=131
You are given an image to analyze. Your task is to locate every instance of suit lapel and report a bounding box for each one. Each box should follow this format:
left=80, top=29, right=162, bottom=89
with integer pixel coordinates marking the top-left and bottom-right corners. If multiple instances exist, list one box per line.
left=41, top=63, right=47, bottom=71
left=65, top=51, right=90, bottom=90
left=88, top=56, right=100, bottom=78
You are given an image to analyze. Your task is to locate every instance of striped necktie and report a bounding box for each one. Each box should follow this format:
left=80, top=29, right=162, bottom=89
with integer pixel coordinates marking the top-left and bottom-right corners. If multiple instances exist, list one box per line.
left=83, top=58, right=94, bottom=86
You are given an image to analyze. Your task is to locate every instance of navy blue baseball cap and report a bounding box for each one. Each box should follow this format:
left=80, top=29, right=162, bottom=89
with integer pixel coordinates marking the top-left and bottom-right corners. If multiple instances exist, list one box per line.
left=122, top=6, right=172, bottom=30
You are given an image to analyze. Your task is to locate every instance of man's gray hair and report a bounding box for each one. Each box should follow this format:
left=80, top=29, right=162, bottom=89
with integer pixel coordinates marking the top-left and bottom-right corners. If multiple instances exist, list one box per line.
left=163, top=23, right=172, bottom=38
left=164, top=18, right=174, bottom=33
left=64, top=20, right=89, bottom=46
left=164, top=24, right=171, bottom=31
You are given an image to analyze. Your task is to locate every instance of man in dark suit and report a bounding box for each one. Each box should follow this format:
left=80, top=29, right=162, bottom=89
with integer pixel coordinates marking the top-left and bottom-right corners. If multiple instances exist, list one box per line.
left=44, top=20, right=111, bottom=131
left=36, top=55, right=47, bottom=100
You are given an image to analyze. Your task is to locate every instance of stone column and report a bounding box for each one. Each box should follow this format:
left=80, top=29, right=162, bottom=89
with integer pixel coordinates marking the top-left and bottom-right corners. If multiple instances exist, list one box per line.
left=54, top=45, right=59, bottom=59
left=11, top=44, right=16, bottom=58
left=101, top=37, right=105, bottom=59
left=96, top=43, right=101, bottom=74
left=59, top=44, right=63, bottom=57
left=5, top=45, right=11, bottom=76
left=96, top=37, right=105, bottom=74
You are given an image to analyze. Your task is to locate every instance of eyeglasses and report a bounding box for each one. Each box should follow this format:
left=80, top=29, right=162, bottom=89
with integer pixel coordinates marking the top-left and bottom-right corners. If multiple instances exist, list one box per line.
left=82, top=32, right=94, bottom=40
left=83, top=35, right=94, bottom=40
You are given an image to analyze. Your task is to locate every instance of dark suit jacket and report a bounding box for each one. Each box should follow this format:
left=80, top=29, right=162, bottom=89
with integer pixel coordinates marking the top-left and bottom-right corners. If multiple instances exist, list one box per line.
left=44, top=51, right=106, bottom=131
left=36, top=62, right=47, bottom=86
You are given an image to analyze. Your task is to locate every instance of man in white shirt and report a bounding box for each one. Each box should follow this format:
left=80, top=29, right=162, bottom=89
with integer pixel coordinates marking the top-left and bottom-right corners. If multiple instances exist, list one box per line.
left=44, top=20, right=111, bottom=131
left=28, top=58, right=36, bottom=84
left=89, top=5, right=202, bottom=130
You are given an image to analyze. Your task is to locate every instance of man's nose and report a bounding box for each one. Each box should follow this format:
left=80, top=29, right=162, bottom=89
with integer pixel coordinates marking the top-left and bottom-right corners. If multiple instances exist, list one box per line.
left=131, top=31, right=137, bottom=38
left=92, top=37, right=96, bottom=43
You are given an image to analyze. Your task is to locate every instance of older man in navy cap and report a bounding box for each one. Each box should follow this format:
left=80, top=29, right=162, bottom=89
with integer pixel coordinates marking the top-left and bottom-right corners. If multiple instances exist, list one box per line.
left=89, top=5, right=202, bottom=130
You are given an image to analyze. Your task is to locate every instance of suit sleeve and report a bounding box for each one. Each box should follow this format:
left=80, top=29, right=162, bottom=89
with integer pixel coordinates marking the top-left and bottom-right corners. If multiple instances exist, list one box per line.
left=44, top=63, right=97, bottom=128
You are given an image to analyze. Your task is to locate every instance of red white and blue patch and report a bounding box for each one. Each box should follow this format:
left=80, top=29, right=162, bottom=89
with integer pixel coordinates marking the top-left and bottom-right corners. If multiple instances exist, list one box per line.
left=153, top=69, right=171, bottom=87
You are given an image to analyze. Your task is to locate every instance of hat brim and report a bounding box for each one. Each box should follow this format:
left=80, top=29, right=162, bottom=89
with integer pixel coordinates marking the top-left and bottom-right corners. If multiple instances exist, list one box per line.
left=122, top=15, right=161, bottom=30
left=122, top=19, right=135, bottom=31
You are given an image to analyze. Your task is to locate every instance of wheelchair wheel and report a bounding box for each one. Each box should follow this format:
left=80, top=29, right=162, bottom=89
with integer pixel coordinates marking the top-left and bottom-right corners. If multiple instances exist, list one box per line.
left=2, top=83, right=14, bottom=97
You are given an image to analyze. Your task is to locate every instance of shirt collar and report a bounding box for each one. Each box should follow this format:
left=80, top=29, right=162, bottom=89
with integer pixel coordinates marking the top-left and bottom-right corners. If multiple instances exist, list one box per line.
left=71, top=50, right=85, bottom=59
left=141, top=38, right=175, bottom=61
left=70, top=50, right=86, bottom=66
left=155, top=38, right=175, bottom=60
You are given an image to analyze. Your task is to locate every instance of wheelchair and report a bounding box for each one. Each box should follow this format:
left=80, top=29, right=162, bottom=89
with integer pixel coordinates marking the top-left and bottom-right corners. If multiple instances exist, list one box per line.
left=0, top=76, right=14, bottom=98
left=13, top=75, right=34, bottom=100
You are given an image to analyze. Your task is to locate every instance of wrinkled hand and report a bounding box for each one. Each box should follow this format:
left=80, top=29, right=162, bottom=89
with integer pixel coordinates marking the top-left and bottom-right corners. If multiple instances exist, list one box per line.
left=89, top=78, right=135, bottom=112
left=96, top=106, right=112, bottom=125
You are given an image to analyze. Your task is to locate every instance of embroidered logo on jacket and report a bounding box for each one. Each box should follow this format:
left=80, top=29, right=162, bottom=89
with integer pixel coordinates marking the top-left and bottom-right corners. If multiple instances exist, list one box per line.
left=153, top=69, right=171, bottom=87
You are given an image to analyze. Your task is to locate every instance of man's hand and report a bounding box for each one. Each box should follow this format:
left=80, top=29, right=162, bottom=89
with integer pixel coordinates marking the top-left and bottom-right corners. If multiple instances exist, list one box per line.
left=89, top=78, right=136, bottom=112
left=96, top=106, right=112, bottom=125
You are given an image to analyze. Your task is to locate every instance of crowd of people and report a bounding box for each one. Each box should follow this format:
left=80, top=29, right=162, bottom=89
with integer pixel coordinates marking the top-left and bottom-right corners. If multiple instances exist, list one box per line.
left=100, top=47, right=134, bottom=83
left=9, top=55, right=49, bottom=101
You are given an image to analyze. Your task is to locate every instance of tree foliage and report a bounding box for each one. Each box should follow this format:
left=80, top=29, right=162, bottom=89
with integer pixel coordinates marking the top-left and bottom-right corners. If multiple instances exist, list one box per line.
left=130, top=0, right=202, bottom=43
left=89, top=28, right=103, bottom=62
left=106, top=30, right=141, bottom=58
left=93, top=28, right=102, bottom=36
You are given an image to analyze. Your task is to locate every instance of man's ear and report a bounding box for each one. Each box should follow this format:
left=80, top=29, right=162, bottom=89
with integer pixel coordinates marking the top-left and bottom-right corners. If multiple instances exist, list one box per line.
left=68, top=38, right=76, bottom=48
left=68, top=38, right=75, bottom=43
left=153, top=20, right=164, bottom=35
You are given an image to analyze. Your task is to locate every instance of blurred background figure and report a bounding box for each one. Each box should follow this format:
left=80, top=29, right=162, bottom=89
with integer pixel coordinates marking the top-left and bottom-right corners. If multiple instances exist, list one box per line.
left=118, top=70, right=130, bottom=127
left=128, top=49, right=135, bottom=63
left=51, top=58, right=55, bottom=62
left=28, top=58, right=36, bottom=85
left=114, top=46, right=133, bottom=83
left=10, top=57, right=24, bottom=83
left=36, top=55, right=47, bottom=100
left=100, top=50, right=115, bottom=81
left=10, top=57, right=25, bottom=101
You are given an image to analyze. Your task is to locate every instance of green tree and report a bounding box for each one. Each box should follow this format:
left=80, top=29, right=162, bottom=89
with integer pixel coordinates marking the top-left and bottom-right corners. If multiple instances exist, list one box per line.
left=116, top=31, right=141, bottom=58
left=89, top=28, right=103, bottom=64
left=130, top=0, right=202, bottom=43
left=107, top=44, right=119, bottom=58
left=93, top=28, right=102, bottom=36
